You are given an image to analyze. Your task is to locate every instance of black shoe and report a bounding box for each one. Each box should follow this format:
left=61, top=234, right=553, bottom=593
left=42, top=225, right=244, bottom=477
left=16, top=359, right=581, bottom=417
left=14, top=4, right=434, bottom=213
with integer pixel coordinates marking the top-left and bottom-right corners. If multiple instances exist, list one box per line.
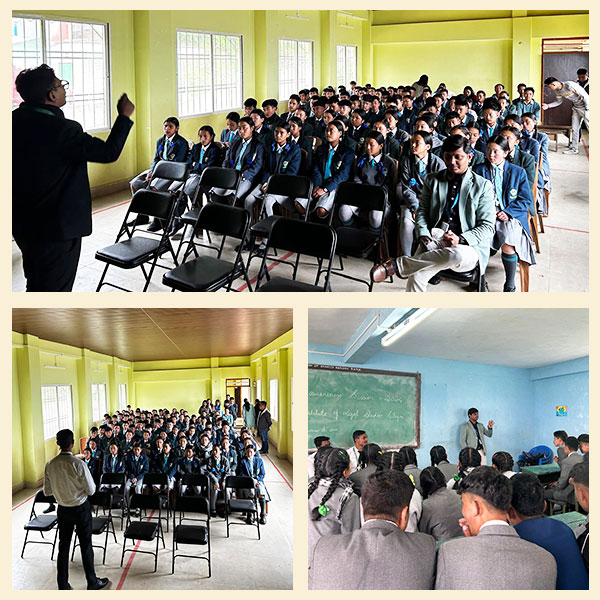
left=146, top=219, right=163, bottom=232
left=59, top=585, right=73, bottom=590
left=503, top=284, right=516, bottom=292
left=167, top=220, right=183, bottom=237
left=255, top=243, right=267, bottom=257
left=259, top=515, right=267, bottom=525
left=246, top=513, right=255, bottom=524
left=210, top=510, right=217, bottom=518
left=87, top=578, right=110, bottom=590
left=127, top=214, right=149, bottom=227
left=428, top=275, right=441, bottom=285
left=43, top=504, right=56, bottom=514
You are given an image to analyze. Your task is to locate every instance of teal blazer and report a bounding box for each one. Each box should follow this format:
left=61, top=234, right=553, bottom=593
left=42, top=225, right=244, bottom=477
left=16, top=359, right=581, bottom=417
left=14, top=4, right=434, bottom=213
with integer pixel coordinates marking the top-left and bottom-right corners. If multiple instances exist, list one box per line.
left=415, top=168, right=495, bottom=271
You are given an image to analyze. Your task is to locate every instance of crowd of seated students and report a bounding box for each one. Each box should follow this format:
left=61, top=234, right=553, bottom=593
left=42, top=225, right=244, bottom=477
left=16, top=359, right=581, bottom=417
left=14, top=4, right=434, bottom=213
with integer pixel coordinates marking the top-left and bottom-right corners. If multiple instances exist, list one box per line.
left=74, top=399, right=270, bottom=525
left=307, top=428, right=589, bottom=590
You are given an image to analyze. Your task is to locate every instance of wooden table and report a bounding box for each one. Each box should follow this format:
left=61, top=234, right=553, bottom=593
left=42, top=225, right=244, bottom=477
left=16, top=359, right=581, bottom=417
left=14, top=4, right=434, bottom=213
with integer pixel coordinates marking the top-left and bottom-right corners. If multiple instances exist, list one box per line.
left=549, top=511, right=586, bottom=531
left=538, top=125, right=573, bottom=151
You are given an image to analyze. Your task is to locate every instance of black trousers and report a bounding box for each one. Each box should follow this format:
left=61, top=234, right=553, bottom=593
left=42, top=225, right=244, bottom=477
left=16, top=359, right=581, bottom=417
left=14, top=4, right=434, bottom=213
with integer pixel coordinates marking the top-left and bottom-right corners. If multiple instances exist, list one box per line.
left=14, top=236, right=81, bottom=292
left=57, top=501, right=96, bottom=589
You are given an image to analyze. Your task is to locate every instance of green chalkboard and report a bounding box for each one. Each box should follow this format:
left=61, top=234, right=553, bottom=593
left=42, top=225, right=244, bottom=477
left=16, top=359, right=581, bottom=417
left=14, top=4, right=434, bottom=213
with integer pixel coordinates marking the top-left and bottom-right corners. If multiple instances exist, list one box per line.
left=308, top=364, right=421, bottom=449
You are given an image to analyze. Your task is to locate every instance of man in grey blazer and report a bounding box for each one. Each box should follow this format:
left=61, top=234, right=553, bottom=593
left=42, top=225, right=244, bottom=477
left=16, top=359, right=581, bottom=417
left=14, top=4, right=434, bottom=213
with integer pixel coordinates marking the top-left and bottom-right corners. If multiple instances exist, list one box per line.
left=545, top=436, right=583, bottom=504
left=310, top=470, right=436, bottom=589
left=553, top=430, right=568, bottom=466
left=436, top=466, right=557, bottom=589
left=459, top=407, right=494, bottom=465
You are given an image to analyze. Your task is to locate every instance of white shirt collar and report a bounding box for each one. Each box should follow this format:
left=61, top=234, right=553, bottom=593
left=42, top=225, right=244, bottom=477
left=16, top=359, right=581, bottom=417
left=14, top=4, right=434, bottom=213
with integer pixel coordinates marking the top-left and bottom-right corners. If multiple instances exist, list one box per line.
left=480, top=519, right=510, bottom=530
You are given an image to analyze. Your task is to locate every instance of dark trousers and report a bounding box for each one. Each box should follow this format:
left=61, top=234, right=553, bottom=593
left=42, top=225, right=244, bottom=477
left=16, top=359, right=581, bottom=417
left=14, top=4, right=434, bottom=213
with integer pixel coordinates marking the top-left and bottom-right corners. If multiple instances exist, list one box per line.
left=57, top=501, right=96, bottom=589
left=259, top=430, right=269, bottom=454
left=15, top=236, right=82, bottom=291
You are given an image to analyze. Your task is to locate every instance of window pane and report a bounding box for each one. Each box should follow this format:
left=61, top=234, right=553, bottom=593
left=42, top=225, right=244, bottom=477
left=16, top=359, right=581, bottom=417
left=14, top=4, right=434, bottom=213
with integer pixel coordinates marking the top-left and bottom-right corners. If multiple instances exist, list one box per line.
left=279, top=39, right=313, bottom=102
left=269, top=379, right=279, bottom=422
left=12, top=17, right=43, bottom=109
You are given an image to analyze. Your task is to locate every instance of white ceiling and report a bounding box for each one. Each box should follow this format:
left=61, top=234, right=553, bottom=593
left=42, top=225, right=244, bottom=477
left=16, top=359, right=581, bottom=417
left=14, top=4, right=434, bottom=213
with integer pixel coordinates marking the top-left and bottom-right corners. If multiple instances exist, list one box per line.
left=308, top=308, right=588, bottom=369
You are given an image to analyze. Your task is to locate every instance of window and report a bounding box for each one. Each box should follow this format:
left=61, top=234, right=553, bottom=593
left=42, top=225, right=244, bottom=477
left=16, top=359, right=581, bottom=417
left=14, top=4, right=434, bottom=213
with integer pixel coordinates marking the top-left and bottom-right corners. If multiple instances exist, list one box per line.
left=118, top=383, right=127, bottom=410
left=177, top=30, right=242, bottom=117
left=269, top=378, right=279, bottom=422
left=12, top=15, right=111, bottom=131
left=278, top=39, right=313, bottom=101
left=41, top=385, right=73, bottom=440
left=337, top=45, right=357, bottom=89
left=256, top=379, right=262, bottom=403
left=91, top=383, right=107, bottom=422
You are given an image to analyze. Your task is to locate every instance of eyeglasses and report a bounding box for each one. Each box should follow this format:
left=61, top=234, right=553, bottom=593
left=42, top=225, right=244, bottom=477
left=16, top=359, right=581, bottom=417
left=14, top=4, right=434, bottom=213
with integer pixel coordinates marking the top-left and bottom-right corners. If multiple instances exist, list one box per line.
left=51, top=80, right=69, bottom=91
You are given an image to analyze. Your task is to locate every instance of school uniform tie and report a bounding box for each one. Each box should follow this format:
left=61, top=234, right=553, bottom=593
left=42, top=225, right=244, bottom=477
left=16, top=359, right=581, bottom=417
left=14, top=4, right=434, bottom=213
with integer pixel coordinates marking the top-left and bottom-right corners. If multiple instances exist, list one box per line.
left=228, top=131, right=234, bottom=143
left=370, top=158, right=376, bottom=167
left=200, top=146, right=206, bottom=163
left=488, top=126, right=494, bottom=138
left=494, top=166, right=504, bottom=209
left=417, top=158, right=427, bottom=177
left=236, top=141, right=249, bottom=170
left=324, top=147, right=335, bottom=180
left=275, top=146, right=284, bottom=172
left=163, top=139, right=169, bottom=160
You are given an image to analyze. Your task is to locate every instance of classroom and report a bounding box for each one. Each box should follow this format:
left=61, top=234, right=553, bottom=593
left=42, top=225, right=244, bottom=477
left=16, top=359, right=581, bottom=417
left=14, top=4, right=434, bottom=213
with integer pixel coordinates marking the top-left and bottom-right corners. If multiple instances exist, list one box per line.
left=12, top=10, right=588, bottom=292
left=12, top=308, right=293, bottom=590
left=307, top=307, right=589, bottom=589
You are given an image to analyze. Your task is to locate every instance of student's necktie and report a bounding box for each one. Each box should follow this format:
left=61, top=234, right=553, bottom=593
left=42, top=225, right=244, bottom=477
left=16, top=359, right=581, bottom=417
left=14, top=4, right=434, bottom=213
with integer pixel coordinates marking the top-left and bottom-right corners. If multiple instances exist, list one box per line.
left=275, top=146, right=284, bottom=171
left=494, top=166, right=504, bottom=209
left=488, top=126, right=494, bottom=138
left=417, top=159, right=426, bottom=177
left=163, top=139, right=169, bottom=160
left=229, top=131, right=234, bottom=143
left=200, top=146, right=206, bottom=163
left=324, top=147, right=335, bottom=180
left=236, top=141, right=248, bottom=170
left=370, top=158, right=376, bottom=167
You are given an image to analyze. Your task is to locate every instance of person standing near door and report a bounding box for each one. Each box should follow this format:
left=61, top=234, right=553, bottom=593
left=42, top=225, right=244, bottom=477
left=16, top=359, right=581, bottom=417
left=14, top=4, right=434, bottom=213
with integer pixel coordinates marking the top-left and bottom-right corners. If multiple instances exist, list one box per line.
left=256, top=401, right=273, bottom=455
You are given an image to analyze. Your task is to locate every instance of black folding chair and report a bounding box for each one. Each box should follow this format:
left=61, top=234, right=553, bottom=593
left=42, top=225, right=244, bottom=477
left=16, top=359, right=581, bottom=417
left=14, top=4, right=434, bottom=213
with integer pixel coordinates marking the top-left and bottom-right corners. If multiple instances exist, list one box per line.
left=180, top=473, right=210, bottom=498
left=326, top=182, right=389, bottom=291
left=21, top=491, right=58, bottom=558
left=120, top=493, right=165, bottom=573
left=95, top=162, right=189, bottom=292
left=99, top=472, right=126, bottom=529
left=162, top=203, right=252, bottom=292
left=172, top=495, right=211, bottom=576
left=224, top=476, right=260, bottom=539
left=70, top=491, right=117, bottom=565
left=255, top=218, right=337, bottom=291
left=141, top=473, right=171, bottom=532
left=204, top=166, right=242, bottom=206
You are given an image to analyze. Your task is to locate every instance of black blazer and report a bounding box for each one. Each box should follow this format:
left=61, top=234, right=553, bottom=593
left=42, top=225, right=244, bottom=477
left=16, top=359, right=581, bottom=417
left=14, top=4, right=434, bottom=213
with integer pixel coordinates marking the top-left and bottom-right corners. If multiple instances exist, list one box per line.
left=12, top=103, right=133, bottom=241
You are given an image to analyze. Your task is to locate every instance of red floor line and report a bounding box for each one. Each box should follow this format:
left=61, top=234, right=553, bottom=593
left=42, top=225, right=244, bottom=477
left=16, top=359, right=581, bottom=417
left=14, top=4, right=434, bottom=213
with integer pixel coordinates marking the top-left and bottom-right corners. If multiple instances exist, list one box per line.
left=92, top=199, right=130, bottom=215
left=236, top=251, right=295, bottom=291
left=115, top=509, right=156, bottom=590
left=265, top=455, right=293, bottom=491
left=12, top=493, right=36, bottom=511
left=545, top=225, right=589, bottom=234
left=582, top=138, right=589, bottom=161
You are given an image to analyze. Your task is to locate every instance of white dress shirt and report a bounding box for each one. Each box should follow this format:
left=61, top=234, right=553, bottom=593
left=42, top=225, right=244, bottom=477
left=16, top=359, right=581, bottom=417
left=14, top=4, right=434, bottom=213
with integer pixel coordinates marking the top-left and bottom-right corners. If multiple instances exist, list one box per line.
left=44, top=452, right=96, bottom=507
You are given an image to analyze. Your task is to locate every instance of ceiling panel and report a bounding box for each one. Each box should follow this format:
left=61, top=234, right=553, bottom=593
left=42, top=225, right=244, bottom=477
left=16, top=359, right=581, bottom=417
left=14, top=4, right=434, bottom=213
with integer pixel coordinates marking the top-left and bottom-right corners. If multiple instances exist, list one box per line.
left=12, top=308, right=293, bottom=362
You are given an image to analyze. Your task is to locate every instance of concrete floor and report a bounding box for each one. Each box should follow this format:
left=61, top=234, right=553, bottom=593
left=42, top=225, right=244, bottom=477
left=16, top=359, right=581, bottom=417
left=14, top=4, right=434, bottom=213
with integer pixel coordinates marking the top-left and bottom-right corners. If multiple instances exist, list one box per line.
left=12, top=454, right=293, bottom=590
left=12, top=134, right=588, bottom=292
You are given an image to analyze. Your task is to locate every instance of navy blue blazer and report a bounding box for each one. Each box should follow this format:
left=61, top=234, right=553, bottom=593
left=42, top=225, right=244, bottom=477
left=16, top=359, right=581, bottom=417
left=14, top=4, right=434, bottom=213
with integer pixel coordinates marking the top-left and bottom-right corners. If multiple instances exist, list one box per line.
left=473, top=160, right=532, bottom=234
left=260, top=142, right=302, bottom=183
left=154, top=453, right=178, bottom=478
left=187, top=141, right=221, bottom=175
left=519, top=135, right=541, bottom=164
left=150, top=133, right=189, bottom=171
left=238, top=456, right=265, bottom=481
left=125, top=453, right=149, bottom=480
left=224, top=136, right=265, bottom=183
left=475, top=123, right=502, bottom=153
left=311, top=143, right=354, bottom=192
left=353, top=154, right=396, bottom=199
left=348, top=123, right=370, bottom=146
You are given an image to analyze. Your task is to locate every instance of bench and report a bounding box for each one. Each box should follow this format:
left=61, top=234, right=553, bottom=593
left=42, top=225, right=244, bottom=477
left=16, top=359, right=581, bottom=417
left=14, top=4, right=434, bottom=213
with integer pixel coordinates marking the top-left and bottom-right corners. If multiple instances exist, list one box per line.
left=538, top=125, right=573, bottom=152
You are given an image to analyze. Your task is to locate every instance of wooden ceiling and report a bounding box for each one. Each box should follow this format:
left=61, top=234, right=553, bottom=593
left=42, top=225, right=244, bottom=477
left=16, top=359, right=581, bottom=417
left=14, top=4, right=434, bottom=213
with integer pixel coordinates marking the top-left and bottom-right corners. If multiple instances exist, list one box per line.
left=12, top=308, right=293, bottom=362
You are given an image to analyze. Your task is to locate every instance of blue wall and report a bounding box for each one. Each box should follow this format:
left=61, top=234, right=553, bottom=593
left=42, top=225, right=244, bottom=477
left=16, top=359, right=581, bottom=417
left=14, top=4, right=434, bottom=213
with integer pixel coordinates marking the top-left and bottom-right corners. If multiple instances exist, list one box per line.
left=308, top=345, right=589, bottom=468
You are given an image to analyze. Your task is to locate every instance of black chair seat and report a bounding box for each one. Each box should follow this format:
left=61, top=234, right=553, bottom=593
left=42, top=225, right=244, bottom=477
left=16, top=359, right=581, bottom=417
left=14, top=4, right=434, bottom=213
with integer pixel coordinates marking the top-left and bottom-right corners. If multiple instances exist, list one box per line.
left=24, top=515, right=57, bottom=531
left=91, top=516, right=110, bottom=535
left=163, top=256, right=237, bottom=291
left=335, top=227, right=379, bottom=257
left=257, top=277, right=323, bottom=292
left=181, top=207, right=201, bottom=225
left=124, top=521, right=159, bottom=541
left=437, top=267, right=478, bottom=283
left=95, top=237, right=161, bottom=267
left=174, top=524, right=208, bottom=545
left=229, top=499, right=257, bottom=512
left=250, top=216, right=282, bottom=237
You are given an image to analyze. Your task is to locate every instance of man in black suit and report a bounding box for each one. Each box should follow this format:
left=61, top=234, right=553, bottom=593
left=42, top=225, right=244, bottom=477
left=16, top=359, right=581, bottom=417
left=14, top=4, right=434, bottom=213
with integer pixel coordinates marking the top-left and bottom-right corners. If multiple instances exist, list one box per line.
left=13, top=63, right=134, bottom=291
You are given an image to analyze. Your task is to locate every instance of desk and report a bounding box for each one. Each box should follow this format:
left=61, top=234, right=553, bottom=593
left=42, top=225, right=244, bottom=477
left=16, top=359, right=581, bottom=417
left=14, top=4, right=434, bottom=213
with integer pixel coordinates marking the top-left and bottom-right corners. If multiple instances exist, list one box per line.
left=548, top=512, right=586, bottom=532
left=521, top=463, right=560, bottom=485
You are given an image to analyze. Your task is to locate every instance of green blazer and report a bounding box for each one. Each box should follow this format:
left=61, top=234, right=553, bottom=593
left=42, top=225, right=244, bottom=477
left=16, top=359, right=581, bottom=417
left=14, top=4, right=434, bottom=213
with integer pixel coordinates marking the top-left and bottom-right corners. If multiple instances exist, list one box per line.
left=415, top=168, right=495, bottom=271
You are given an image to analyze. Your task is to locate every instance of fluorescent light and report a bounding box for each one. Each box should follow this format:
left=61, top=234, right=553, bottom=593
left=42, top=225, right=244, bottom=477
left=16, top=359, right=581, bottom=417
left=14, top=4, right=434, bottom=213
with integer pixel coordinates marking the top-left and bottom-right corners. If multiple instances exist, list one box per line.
left=338, top=11, right=368, bottom=21
left=339, top=24, right=355, bottom=29
left=44, top=365, right=66, bottom=370
left=286, top=11, right=309, bottom=21
left=381, top=308, right=437, bottom=347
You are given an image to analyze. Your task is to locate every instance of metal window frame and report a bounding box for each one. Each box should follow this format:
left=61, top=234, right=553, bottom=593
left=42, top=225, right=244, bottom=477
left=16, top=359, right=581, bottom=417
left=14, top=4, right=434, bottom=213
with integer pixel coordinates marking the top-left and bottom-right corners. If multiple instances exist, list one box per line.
left=41, top=384, right=74, bottom=441
left=278, top=37, right=314, bottom=102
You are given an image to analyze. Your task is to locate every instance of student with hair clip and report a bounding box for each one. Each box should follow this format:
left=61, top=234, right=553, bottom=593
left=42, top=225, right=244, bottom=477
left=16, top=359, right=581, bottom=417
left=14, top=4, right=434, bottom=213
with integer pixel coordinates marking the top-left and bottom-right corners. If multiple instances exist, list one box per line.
left=447, top=447, right=482, bottom=490
left=473, top=133, right=535, bottom=291
left=491, top=451, right=517, bottom=478
left=399, top=446, right=422, bottom=493
left=308, top=446, right=360, bottom=586
left=418, top=466, right=464, bottom=541
left=349, top=443, right=383, bottom=495
left=430, top=445, right=458, bottom=483
left=220, top=111, right=240, bottom=145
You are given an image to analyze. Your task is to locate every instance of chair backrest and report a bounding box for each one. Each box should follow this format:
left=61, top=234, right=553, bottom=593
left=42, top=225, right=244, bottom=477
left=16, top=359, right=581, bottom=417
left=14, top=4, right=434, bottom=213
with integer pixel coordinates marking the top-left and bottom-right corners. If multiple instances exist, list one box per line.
left=153, top=160, right=189, bottom=182
left=100, top=472, right=125, bottom=487
left=200, top=166, right=240, bottom=190
left=89, top=490, right=113, bottom=509
left=129, top=492, right=162, bottom=511
left=174, top=495, right=210, bottom=516
left=33, top=490, right=56, bottom=505
left=265, top=174, right=312, bottom=199
left=333, top=182, right=387, bottom=213
left=129, top=189, right=176, bottom=221
left=225, top=475, right=256, bottom=490
left=214, top=142, right=228, bottom=163
left=182, top=473, right=209, bottom=488
left=142, top=473, right=168, bottom=487
left=196, top=203, right=249, bottom=240
left=267, top=218, right=337, bottom=261
left=299, top=148, right=309, bottom=173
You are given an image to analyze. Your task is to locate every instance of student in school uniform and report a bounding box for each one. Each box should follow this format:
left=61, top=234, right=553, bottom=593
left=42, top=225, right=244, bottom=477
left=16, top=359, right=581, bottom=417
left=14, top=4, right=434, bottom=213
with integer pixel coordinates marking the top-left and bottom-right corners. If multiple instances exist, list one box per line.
left=447, top=125, right=485, bottom=167
left=472, top=90, right=486, bottom=118
left=348, top=109, right=371, bottom=148
left=521, top=112, right=550, bottom=215
left=219, top=111, right=240, bottom=145
left=250, top=109, right=275, bottom=147
left=306, top=99, right=326, bottom=139
left=346, top=430, right=368, bottom=473
left=124, top=444, right=149, bottom=507
left=476, top=99, right=502, bottom=153
left=289, top=116, right=313, bottom=173
left=570, top=462, right=589, bottom=570
left=348, top=443, right=383, bottom=496
left=577, top=434, right=589, bottom=463
left=413, top=112, right=443, bottom=150
left=508, top=472, right=588, bottom=589
left=238, top=444, right=269, bottom=524
left=153, top=440, right=178, bottom=490
left=503, top=114, right=540, bottom=163
left=447, top=447, right=482, bottom=491
left=177, top=446, right=202, bottom=496
left=280, top=94, right=301, bottom=122
left=204, top=444, right=232, bottom=517
left=418, top=466, right=464, bottom=542
left=102, top=441, right=126, bottom=476
left=491, top=451, right=518, bottom=478
left=544, top=436, right=583, bottom=505
left=399, top=446, right=423, bottom=494
left=435, top=467, right=557, bottom=590
left=455, top=94, right=476, bottom=128
left=221, top=437, right=238, bottom=475
left=372, top=119, right=401, bottom=160
left=308, top=436, right=331, bottom=480
left=473, top=134, right=536, bottom=292
left=82, top=447, right=101, bottom=486
left=499, top=126, right=536, bottom=189
left=398, top=94, right=418, bottom=133
left=173, top=435, right=189, bottom=462
left=553, top=430, right=568, bottom=465
left=262, top=99, right=281, bottom=131
left=310, top=469, right=436, bottom=590
left=429, top=446, right=458, bottom=483
left=514, top=87, right=541, bottom=120
left=243, top=97, right=257, bottom=117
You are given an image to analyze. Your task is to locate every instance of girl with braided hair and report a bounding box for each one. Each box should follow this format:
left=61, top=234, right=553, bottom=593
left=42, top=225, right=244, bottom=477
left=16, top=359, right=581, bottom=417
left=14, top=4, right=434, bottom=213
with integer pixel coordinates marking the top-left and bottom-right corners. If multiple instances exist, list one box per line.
left=430, top=445, right=458, bottom=483
left=492, top=451, right=517, bottom=479
left=308, top=447, right=360, bottom=586
left=349, top=443, right=384, bottom=496
left=447, top=447, right=482, bottom=491
left=399, top=446, right=423, bottom=494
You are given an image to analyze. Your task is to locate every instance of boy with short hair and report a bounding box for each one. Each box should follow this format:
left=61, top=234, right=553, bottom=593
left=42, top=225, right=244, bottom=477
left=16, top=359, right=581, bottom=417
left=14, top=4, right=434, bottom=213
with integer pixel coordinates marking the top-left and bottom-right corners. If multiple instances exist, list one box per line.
left=261, top=99, right=281, bottom=131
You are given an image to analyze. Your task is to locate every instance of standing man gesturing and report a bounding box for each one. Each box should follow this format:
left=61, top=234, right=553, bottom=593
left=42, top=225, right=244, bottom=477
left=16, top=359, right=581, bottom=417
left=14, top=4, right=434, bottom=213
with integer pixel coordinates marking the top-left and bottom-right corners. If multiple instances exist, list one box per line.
left=44, top=429, right=109, bottom=590
left=459, top=407, right=494, bottom=465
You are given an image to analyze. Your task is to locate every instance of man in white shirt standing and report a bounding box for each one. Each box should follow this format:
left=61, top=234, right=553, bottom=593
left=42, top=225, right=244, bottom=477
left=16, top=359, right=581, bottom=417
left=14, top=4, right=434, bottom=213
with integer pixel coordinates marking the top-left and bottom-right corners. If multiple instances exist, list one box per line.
left=347, top=430, right=368, bottom=473
left=44, top=429, right=109, bottom=590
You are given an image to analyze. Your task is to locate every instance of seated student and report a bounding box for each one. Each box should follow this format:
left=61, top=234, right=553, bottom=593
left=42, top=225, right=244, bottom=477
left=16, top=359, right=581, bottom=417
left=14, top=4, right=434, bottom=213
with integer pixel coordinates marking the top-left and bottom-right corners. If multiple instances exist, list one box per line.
left=446, top=125, right=485, bottom=166
left=577, top=434, right=589, bottom=463
left=399, top=446, right=422, bottom=494
left=308, top=446, right=361, bottom=586
left=293, top=106, right=314, bottom=138
left=348, top=109, right=370, bottom=150
left=195, top=432, right=213, bottom=464
left=521, top=112, right=550, bottom=215
left=261, top=99, right=281, bottom=131
left=398, top=94, right=418, bottom=133
left=82, top=447, right=101, bottom=486
left=152, top=440, right=178, bottom=490
left=418, top=466, right=464, bottom=541
left=442, top=111, right=462, bottom=137
left=508, top=472, right=588, bottom=589
left=299, top=88, right=311, bottom=114
left=204, top=444, right=233, bottom=517
left=346, top=429, right=369, bottom=473
left=213, top=116, right=265, bottom=205
left=515, top=87, right=541, bottom=120
left=299, top=121, right=353, bottom=219
left=511, top=83, right=527, bottom=108
left=321, top=108, right=339, bottom=139
left=544, top=436, right=583, bottom=505
left=288, top=116, right=313, bottom=173
left=221, top=437, right=238, bottom=475
left=87, top=437, right=103, bottom=464
left=280, top=94, right=301, bottom=122
left=349, top=443, right=383, bottom=496
left=308, top=436, right=331, bottom=480
left=173, top=435, right=188, bottom=461
left=335, top=116, right=357, bottom=154
left=503, top=114, right=540, bottom=163
left=250, top=109, right=275, bottom=147
left=497, top=96, right=510, bottom=124
left=569, top=462, right=589, bottom=570
left=473, top=134, right=535, bottom=291
left=454, top=94, right=477, bottom=128
left=150, top=437, right=165, bottom=469
left=553, top=430, right=568, bottom=465
left=436, top=467, right=557, bottom=590
left=311, top=469, right=436, bottom=590
left=243, top=97, right=257, bottom=117
left=473, top=90, right=486, bottom=118
left=372, top=119, right=401, bottom=160
left=339, top=131, right=394, bottom=231
left=397, top=130, right=445, bottom=257
left=499, top=126, right=536, bottom=188
left=447, top=447, right=482, bottom=491
left=306, top=99, right=326, bottom=139
left=372, top=135, right=495, bottom=292
left=102, top=440, right=126, bottom=476
left=491, top=451, right=518, bottom=478
left=220, top=111, right=240, bottom=145
left=430, top=445, right=458, bottom=483
left=177, top=446, right=202, bottom=496
left=337, top=99, right=352, bottom=120
left=476, top=98, right=502, bottom=153
left=238, top=444, right=269, bottom=524
left=125, top=444, right=149, bottom=508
